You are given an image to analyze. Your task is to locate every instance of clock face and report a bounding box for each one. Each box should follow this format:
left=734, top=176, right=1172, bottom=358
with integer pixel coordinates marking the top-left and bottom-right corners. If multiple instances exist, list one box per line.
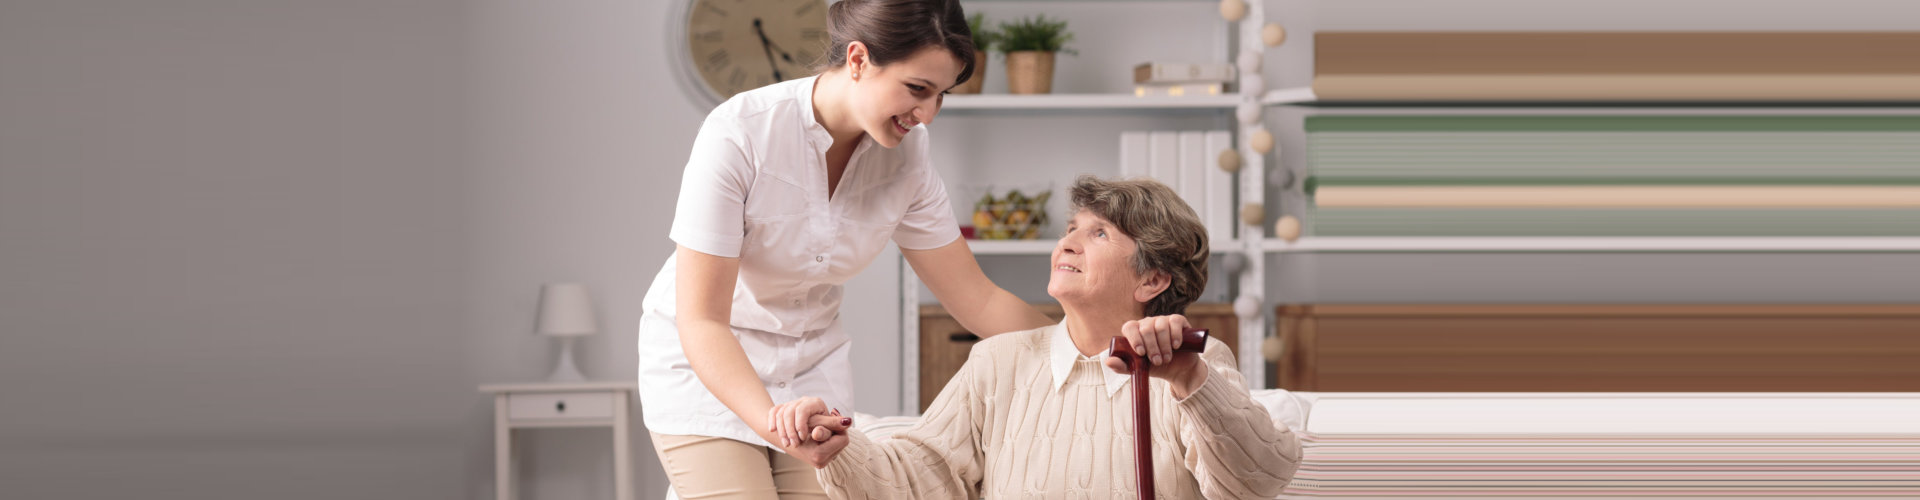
left=685, top=0, right=830, bottom=102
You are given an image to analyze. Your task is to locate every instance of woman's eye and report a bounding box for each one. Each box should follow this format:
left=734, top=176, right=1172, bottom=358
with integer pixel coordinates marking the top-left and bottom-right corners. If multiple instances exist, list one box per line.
left=907, top=84, right=926, bottom=92
left=1096, top=229, right=1107, bottom=238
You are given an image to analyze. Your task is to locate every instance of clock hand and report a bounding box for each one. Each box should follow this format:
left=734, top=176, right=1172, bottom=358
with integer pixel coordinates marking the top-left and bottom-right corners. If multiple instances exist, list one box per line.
left=763, top=37, right=798, bottom=65
left=752, top=18, right=784, bottom=81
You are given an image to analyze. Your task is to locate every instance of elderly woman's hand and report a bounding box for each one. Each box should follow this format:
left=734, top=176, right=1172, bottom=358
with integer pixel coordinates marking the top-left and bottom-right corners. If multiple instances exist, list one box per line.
left=766, top=397, right=849, bottom=447
left=780, top=412, right=853, bottom=468
left=1104, top=314, right=1210, bottom=398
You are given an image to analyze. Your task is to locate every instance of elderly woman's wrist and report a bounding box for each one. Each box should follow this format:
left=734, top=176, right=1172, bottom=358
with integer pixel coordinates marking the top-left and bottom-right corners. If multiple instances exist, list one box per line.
left=1171, top=363, right=1209, bottom=399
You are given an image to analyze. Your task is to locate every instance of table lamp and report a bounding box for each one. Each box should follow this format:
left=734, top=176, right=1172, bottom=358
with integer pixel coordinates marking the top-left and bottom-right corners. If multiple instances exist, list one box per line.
left=536, top=283, right=598, bottom=382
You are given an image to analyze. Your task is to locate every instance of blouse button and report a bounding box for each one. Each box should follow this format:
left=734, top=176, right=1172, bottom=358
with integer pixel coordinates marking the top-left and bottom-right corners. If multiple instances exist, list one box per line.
left=815, top=255, right=825, bottom=262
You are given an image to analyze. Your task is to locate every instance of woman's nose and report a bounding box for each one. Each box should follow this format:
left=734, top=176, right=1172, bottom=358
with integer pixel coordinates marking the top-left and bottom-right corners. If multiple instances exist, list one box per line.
left=1057, top=235, right=1081, bottom=254
left=916, top=100, right=939, bottom=126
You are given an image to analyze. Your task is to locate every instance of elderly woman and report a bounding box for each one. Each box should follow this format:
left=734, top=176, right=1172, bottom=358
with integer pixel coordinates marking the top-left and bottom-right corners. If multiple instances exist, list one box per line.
left=808, top=175, right=1302, bottom=498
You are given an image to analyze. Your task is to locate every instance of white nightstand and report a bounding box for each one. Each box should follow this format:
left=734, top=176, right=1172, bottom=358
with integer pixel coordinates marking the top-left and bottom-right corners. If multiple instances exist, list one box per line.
left=481, top=381, right=637, bottom=500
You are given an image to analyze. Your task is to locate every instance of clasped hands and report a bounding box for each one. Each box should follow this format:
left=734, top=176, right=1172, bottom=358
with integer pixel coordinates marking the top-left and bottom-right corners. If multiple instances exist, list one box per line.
left=764, top=314, right=1203, bottom=468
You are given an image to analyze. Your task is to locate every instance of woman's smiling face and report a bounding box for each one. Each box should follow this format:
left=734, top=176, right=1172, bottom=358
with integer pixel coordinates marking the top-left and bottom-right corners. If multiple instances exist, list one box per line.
left=849, top=44, right=960, bottom=148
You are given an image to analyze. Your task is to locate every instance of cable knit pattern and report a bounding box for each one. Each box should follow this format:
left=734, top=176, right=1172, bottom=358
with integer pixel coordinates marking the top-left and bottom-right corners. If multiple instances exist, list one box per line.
left=818, top=326, right=1302, bottom=499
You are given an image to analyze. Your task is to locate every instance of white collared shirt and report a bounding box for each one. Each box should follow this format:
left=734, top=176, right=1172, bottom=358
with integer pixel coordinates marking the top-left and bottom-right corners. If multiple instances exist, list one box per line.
left=1047, top=321, right=1133, bottom=398
left=638, top=76, right=960, bottom=446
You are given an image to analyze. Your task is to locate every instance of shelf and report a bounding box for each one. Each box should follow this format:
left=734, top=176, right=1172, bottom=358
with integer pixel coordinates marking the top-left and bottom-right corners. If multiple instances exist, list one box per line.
left=965, top=239, right=1058, bottom=255
left=1260, top=87, right=1318, bottom=106
left=967, top=239, right=1254, bottom=256
left=963, top=0, right=1213, bottom=3
left=940, top=87, right=1319, bottom=112
left=943, top=93, right=1239, bottom=111
left=1261, top=237, right=1920, bottom=253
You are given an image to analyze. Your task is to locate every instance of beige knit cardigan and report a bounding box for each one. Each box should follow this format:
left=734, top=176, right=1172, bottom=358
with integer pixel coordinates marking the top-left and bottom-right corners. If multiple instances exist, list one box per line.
left=817, top=324, right=1302, bottom=499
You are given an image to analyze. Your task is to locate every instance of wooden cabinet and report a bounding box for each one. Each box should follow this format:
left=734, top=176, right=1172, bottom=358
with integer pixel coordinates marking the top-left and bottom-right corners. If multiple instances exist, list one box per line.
left=917, top=303, right=1238, bottom=412
left=1274, top=304, right=1920, bottom=392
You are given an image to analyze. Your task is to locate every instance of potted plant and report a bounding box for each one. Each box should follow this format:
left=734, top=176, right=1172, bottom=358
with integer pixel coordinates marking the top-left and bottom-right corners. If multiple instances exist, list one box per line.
left=952, top=13, right=994, bottom=94
left=996, top=15, right=1075, bottom=95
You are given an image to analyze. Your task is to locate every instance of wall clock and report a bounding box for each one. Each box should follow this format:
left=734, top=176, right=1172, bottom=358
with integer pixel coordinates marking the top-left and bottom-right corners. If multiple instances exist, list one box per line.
left=671, top=0, right=831, bottom=109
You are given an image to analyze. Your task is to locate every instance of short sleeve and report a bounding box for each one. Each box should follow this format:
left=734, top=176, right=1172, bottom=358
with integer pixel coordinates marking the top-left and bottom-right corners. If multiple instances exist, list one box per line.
left=669, top=112, right=754, bottom=258
left=891, top=134, right=961, bottom=251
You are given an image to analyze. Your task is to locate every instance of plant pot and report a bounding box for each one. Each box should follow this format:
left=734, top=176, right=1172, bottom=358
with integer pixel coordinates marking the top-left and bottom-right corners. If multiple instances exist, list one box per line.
left=951, top=49, right=987, bottom=94
left=1004, top=51, right=1056, bottom=95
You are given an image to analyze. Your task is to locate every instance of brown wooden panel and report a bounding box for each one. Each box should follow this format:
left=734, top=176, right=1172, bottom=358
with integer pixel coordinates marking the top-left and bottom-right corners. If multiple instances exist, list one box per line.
left=920, top=303, right=1237, bottom=412
left=1316, top=32, right=1920, bottom=75
left=1274, top=304, right=1920, bottom=392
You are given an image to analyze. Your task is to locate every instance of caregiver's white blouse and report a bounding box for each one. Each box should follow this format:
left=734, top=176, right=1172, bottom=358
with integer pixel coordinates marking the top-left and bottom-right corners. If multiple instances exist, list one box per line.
left=638, top=75, right=960, bottom=446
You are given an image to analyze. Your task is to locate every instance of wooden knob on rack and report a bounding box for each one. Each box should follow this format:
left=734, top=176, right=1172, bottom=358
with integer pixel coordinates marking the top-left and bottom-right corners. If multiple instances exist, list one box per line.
left=1274, top=215, right=1301, bottom=242
left=1263, top=23, right=1287, bottom=47
left=1219, top=0, right=1248, bottom=22
left=1218, top=149, right=1243, bottom=173
left=1251, top=128, right=1275, bottom=154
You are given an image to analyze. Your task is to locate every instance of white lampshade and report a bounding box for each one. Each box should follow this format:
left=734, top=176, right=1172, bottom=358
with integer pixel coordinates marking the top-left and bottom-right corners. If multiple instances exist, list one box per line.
left=536, top=283, right=599, bottom=337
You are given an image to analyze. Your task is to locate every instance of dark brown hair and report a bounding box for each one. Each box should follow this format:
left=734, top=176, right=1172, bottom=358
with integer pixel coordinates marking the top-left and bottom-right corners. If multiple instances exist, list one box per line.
left=1068, top=175, right=1210, bottom=317
left=819, top=0, right=976, bottom=88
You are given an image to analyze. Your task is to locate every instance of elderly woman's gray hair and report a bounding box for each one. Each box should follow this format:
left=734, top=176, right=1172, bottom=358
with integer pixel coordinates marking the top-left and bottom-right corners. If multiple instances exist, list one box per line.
left=1067, top=175, right=1209, bottom=316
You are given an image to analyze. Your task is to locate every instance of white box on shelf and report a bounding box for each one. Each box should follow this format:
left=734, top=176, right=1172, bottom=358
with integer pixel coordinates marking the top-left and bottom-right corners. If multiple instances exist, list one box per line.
left=1134, top=62, right=1235, bottom=84
left=1135, top=82, right=1226, bottom=97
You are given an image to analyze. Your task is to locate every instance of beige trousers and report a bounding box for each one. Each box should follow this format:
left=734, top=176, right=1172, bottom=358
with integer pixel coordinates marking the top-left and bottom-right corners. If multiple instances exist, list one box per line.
left=651, top=431, right=827, bottom=500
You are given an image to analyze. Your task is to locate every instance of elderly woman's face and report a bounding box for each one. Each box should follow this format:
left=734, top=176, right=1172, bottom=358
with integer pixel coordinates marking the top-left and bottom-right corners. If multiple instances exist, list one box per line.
left=1047, top=209, right=1147, bottom=307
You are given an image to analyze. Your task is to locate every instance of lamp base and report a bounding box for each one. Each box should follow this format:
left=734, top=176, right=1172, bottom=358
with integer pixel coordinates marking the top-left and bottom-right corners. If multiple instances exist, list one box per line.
left=547, top=336, right=588, bottom=382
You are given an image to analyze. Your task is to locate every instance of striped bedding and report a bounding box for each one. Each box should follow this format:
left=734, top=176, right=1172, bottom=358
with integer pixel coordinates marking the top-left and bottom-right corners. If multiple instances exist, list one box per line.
left=664, top=392, right=1920, bottom=499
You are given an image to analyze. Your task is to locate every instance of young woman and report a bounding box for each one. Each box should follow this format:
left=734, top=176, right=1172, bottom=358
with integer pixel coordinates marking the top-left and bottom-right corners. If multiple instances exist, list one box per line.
left=638, top=1, right=1052, bottom=497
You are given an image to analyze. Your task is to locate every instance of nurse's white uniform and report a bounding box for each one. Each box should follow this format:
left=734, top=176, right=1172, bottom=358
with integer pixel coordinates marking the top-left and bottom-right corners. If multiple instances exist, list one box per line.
left=638, top=75, right=959, bottom=447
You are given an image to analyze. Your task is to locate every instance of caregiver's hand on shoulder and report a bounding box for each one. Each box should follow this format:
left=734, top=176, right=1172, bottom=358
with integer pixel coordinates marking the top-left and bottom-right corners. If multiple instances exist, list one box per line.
left=1105, top=314, right=1208, bottom=398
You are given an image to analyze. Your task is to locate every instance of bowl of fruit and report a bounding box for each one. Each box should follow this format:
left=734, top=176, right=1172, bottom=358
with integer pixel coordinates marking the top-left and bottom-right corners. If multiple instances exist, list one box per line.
left=969, top=187, right=1051, bottom=240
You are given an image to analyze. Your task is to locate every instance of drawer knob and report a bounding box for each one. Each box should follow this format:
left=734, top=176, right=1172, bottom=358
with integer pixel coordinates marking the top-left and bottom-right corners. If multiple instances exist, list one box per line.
left=555, top=401, right=567, bottom=413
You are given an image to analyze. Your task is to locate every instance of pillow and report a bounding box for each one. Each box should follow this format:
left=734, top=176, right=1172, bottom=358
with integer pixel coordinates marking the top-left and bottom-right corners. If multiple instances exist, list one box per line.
left=1250, top=388, right=1315, bottom=436
left=849, top=412, right=920, bottom=441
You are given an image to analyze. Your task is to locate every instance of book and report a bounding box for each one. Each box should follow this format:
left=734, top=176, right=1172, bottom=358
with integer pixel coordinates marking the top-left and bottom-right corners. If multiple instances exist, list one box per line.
left=1118, top=131, right=1149, bottom=180
left=1118, top=130, right=1237, bottom=242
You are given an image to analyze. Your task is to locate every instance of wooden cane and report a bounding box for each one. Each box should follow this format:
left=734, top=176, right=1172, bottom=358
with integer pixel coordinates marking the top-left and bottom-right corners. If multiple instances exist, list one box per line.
left=1110, top=328, right=1208, bottom=500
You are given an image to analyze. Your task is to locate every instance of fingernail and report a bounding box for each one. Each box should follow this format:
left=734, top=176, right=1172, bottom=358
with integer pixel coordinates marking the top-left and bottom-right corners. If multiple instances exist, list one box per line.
left=842, top=418, right=852, bottom=426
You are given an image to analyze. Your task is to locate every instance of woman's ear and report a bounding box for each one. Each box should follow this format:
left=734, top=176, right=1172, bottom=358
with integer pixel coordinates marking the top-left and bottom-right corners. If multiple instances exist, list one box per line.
left=845, top=41, right=869, bottom=80
left=1133, top=270, right=1172, bottom=305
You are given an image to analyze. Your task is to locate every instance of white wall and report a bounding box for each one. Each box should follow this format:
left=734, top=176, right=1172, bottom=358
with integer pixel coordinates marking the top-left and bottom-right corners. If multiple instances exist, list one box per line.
left=0, top=0, right=469, bottom=497
left=464, top=0, right=693, bottom=497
